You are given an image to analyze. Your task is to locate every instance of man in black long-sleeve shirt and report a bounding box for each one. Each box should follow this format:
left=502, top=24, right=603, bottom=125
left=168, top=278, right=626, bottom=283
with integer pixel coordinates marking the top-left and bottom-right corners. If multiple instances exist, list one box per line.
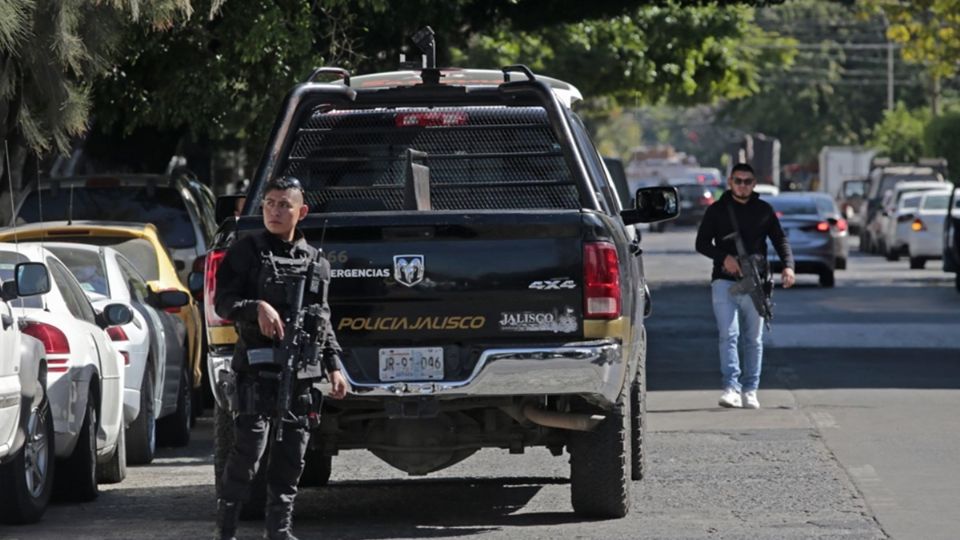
left=213, top=176, right=348, bottom=540
left=695, top=164, right=795, bottom=410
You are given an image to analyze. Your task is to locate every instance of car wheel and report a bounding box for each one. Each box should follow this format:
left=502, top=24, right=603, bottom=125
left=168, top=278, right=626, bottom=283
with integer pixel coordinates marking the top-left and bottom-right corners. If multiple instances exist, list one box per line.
left=569, top=396, right=631, bottom=518
left=98, top=422, right=126, bottom=484
left=0, top=391, right=55, bottom=524
left=909, top=257, right=926, bottom=270
left=157, top=363, right=192, bottom=447
left=836, top=257, right=847, bottom=270
left=955, top=272, right=960, bottom=293
left=126, top=366, right=156, bottom=465
left=819, top=270, right=835, bottom=288
left=299, top=450, right=332, bottom=488
left=885, top=249, right=900, bottom=262
left=56, top=395, right=98, bottom=502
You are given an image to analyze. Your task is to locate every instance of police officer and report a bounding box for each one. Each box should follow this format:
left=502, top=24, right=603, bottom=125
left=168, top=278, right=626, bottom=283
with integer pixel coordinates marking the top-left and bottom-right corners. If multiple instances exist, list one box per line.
left=213, top=176, right=349, bottom=540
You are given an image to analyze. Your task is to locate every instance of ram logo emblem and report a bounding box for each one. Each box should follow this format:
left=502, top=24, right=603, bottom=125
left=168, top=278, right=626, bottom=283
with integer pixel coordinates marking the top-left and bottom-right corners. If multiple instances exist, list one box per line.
left=393, top=254, right=425, bottom=287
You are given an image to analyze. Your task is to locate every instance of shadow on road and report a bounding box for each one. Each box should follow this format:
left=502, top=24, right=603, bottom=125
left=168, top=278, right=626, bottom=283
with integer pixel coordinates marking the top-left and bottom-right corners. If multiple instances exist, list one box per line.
left=647, top=283, right=960, bottom=391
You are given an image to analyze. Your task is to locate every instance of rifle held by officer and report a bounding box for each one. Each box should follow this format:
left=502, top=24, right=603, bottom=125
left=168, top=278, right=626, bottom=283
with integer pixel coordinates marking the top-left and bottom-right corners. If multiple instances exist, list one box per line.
left=271, top=255, right=332, bottom=441
left=723, top=229, right=774, bottom=330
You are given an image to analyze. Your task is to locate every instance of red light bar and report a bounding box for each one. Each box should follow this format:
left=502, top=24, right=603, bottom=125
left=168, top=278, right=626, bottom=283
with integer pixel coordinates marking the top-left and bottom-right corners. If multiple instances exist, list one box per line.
left=395, top=112, right=468, bottom=127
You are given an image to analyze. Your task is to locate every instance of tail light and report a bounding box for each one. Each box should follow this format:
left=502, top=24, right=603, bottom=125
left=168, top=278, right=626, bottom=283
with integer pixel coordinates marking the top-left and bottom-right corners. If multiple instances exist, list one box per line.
left=815, top=221, right=830, bottom=232
left=912, top=218, right=926, bottom=232
left=583, top=242, right=621, bottom=319
left=22, top=321, right=70, bottom=373
left=836, top=218, right=848, bottom=232
left=204, top=248, right=232, bottom=327
left=395, top=112, right=468, bottom=127
left=698, top=191, right=714, bottom=206
left=107, top=326, right=128, bottom=341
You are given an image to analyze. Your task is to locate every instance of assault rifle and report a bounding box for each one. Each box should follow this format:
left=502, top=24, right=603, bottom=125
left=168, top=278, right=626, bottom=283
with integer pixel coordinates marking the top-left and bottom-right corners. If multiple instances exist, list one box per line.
left=269, top=253, right=333, bottom=441
left=723, top=229, right=774, bottom=330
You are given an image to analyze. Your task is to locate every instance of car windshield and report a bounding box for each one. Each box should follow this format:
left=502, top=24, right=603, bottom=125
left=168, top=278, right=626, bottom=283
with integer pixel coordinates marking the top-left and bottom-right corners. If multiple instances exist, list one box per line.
left=16, top=185, right=196, bottom=248
left=45, top=247, right=109, bottom=296
left=768, top=198, right=819, bottom=216
left=22, top=236, right=160, bottom=281
left=0, top=250, right=43, bottom=308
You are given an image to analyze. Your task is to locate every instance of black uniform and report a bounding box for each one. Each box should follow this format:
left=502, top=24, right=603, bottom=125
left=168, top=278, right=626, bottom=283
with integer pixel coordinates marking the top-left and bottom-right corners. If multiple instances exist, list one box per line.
left=214, top=229, right=340, bottom=540
left=695, top=191, right=795, bottom=280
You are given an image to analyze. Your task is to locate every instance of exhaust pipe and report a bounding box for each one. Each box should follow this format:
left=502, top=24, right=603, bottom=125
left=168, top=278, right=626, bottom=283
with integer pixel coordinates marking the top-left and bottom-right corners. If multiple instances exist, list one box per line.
left=521, top=404, right=605, bottom=432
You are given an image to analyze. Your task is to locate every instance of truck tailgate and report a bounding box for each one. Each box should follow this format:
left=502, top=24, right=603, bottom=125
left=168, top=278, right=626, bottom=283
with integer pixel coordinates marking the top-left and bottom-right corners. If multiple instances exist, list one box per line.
left=296, top=211, right=586, bottom=384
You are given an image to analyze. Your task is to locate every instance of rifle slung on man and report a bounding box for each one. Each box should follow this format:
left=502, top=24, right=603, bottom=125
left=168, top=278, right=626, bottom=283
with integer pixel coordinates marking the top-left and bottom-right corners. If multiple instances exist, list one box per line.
left=722, top=228, right=774, bottom=330
left=270, top=253, right=332, bottom=441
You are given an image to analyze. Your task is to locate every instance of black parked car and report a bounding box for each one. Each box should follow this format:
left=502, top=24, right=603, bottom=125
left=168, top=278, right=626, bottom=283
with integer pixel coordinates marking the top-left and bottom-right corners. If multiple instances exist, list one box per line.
left=944, top=186, right=960, bottom=292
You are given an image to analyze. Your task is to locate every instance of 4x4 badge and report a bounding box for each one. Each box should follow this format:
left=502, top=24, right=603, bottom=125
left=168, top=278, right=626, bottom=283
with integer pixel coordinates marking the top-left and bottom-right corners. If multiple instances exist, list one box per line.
left=394, top=254, right=425, bottom=287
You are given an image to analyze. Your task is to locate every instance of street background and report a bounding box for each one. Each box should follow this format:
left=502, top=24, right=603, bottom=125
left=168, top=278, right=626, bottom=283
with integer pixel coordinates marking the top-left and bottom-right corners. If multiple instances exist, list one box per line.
left=3, top=227, right=956, bottom=540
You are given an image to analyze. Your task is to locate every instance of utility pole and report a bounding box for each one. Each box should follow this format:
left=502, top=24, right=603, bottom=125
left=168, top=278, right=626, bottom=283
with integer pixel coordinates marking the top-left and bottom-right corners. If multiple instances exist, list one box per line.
left=887, top=40, right=894, bottom=111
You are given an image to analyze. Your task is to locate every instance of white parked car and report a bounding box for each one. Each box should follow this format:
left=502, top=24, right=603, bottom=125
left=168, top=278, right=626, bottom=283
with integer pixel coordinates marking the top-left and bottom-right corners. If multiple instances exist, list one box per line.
left=0, top=259, right=54, bottom=524
left=0, top=243, right=132, bottom=501
left=877, top=181, right=948, bottom=258
left=43, top=243, right=189, bottom=465
left=884, top=191, right=925, bottom=262
left=907, top=189, right=960, bottom=269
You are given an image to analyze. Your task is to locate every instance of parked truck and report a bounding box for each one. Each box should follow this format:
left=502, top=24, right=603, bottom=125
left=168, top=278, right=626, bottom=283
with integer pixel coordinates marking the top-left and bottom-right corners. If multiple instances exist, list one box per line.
left=195, top=61, right=678, bottom=519
left=818, top=146, right=877, bottom=199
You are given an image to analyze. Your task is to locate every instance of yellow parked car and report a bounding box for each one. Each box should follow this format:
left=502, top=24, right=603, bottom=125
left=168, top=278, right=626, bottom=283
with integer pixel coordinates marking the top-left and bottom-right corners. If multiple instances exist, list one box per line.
left=0, top=221, right=202, bottom=442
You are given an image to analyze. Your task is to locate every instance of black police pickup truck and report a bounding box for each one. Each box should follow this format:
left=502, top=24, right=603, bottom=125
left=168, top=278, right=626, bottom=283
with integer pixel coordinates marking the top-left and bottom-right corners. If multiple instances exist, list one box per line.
left=199, top=63, right=677, bottom=518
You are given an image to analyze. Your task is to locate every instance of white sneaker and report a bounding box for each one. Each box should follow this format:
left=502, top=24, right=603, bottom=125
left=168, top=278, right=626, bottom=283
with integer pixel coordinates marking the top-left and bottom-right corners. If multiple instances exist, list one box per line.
left=742, top=390, right=760, bottom=409
left=719, top=389, right=742, bottom=408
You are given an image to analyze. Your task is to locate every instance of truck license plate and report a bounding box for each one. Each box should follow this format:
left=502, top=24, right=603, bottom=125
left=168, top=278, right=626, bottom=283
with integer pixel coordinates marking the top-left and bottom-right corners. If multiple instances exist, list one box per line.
left=379, top=347, right=444, bottom=381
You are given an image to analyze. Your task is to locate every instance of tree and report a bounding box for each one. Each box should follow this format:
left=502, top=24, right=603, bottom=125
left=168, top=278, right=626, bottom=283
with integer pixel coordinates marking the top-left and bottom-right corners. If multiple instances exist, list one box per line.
left=0, top=0, right=193, bottom=214
left=714, top=0, right=926, bottom=165
left=868, top=102, right=930, bottom=161
left=86, top=0, right=790, bottom=181
left=862, top=0, right=960, bottom=115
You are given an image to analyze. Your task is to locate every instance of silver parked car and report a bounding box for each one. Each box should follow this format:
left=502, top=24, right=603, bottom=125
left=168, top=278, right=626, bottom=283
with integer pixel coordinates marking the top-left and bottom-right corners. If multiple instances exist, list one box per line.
left=764, top=192, right=849, bottom=287
left=43, top=243, right=190, bottom=464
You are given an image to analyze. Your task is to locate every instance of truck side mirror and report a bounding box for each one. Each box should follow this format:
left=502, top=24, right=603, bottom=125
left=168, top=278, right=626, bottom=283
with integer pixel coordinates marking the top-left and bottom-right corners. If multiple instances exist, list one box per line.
left=620, top=186, right=680, bottom=225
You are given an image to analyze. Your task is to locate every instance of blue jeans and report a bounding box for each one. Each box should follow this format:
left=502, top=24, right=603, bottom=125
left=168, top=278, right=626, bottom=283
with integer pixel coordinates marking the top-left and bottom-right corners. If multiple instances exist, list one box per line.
left=711, top=279, right=764, bottom=392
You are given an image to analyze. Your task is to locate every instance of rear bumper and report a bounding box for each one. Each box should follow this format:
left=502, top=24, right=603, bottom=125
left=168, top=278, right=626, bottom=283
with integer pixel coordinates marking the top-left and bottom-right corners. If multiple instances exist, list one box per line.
left=341, top=340, right=625, bottom=406
left=909, top=231, right=943, bottom=258
left=209, top=341, right=626, bottom=409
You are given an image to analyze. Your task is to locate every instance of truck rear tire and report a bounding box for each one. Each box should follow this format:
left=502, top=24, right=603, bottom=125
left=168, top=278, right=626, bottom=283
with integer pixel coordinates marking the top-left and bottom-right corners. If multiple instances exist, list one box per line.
left=299, top=450, right=332, bottom=487
left=909, top=257, right=926, bottom=269
left=819, top=270, right=835, bottom=288
left=569, top=397, right=631, bottom=518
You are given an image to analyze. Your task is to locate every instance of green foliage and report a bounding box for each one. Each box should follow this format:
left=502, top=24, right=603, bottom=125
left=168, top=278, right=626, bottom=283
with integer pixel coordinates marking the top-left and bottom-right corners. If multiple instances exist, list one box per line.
left=450, top=3, right=791, bottom=106
left=715, top=0, right=924, bottom=164
left=868, top=102, right=930, bottom=162
left=863, top=0, right=960, bottom=81
left=923, top=108, right=960, bottom=175
left=0, top=0, right=192, bottom=155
